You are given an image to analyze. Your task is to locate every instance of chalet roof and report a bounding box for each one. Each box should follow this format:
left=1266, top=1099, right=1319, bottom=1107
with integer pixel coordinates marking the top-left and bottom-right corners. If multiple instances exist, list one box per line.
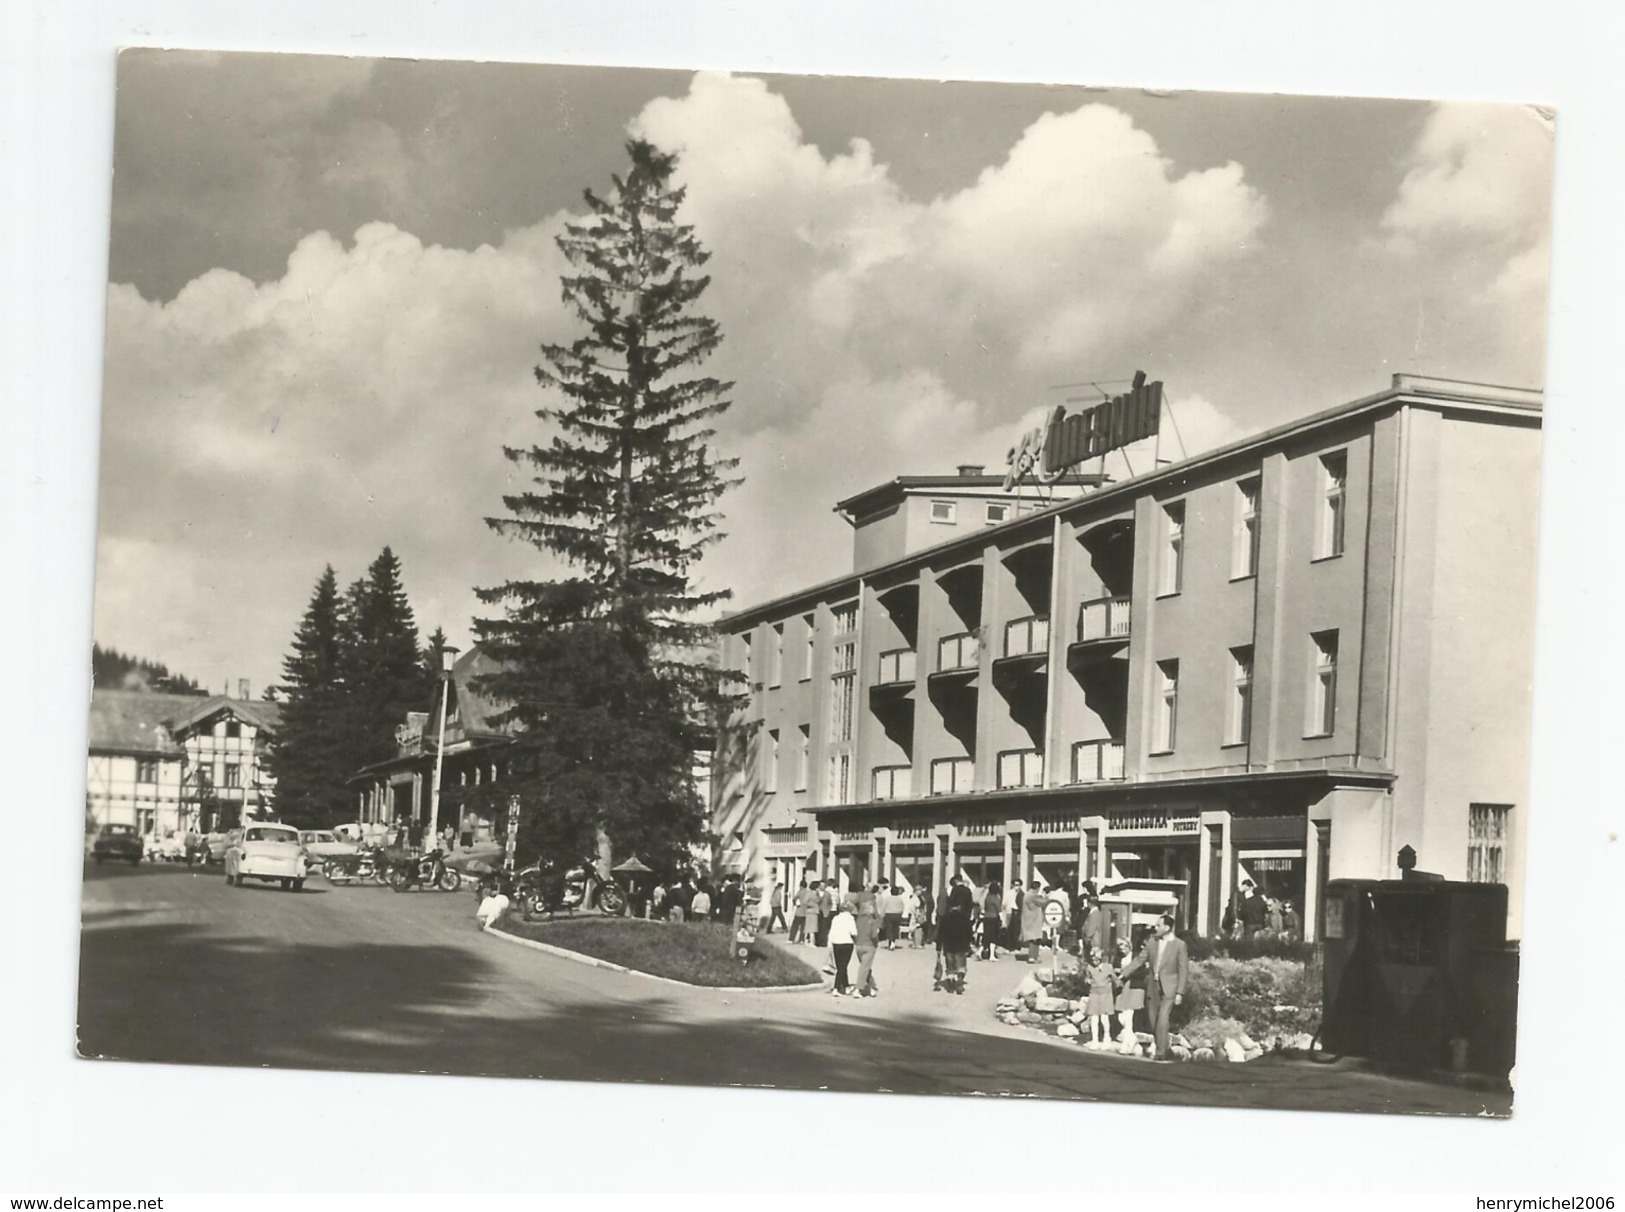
left=86, top=691, right=199, bottom=756
left=449, top=645, right=514, bottom=738
left=87, top=690, right=283, bottom=756
left=163, top=695, right=283, bottom=737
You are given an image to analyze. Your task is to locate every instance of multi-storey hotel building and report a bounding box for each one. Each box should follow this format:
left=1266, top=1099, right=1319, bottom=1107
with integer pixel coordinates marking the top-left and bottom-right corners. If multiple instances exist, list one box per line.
left=711, top=375, right=1541, bottom=941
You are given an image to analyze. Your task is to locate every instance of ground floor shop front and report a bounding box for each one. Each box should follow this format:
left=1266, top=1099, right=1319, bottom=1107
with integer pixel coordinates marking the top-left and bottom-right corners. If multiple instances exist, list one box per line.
left=749, top=773, right=1394, bottom=943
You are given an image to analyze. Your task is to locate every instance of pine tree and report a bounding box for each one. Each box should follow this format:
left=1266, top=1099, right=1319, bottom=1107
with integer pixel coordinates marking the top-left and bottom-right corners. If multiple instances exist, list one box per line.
left=475, top=138, right=741, bottom=880
left=268, top=566, right=358, bottom=827
left=343, top=548, right=429, bottom=770
left=421, top=626, right=451, bottom=684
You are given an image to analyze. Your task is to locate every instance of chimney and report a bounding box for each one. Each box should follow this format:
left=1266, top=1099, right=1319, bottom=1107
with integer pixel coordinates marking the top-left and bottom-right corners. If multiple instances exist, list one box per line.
left=956, top=464, right=985, bottom=477
left=238, top=678, right=250, bottom=701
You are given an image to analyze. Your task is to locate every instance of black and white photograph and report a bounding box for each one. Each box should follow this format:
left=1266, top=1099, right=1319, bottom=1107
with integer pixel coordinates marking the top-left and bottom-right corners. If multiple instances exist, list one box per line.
left=74, top=49, right=1551, bottom=1116
left=8, top=3, right=1623, bottom=1198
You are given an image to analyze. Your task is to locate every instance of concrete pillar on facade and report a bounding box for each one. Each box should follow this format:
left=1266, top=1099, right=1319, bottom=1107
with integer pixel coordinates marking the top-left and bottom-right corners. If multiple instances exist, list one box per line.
left=1001, top=831, right=1014, bottom=888
left=1303, top=814, right=1328, bottom=942
left=868, top=837, right=881, bottom=890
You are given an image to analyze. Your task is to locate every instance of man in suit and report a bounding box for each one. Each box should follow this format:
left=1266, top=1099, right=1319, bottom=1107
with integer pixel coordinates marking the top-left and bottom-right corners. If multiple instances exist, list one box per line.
left=1121, top=914, right=1190, bottom=1061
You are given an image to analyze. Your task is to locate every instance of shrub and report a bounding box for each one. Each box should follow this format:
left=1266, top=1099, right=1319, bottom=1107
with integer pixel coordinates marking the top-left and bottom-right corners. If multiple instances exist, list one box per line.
left=1187, top=934, right=1318, bottom=963
left=1178, top=1015, right=1251, bottom=1050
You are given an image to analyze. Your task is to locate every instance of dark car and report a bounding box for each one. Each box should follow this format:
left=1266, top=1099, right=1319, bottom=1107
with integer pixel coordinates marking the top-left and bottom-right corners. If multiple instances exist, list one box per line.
left=92, top=823, right=143, bottom=865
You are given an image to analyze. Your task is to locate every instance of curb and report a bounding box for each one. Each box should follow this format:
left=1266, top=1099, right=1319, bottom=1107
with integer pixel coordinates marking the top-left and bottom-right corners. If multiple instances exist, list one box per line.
left=483, top=922, right=827, bottom=994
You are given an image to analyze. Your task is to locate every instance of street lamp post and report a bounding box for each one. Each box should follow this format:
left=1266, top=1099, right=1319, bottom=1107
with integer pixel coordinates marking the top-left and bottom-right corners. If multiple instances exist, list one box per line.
left=425, top=645, right=460, bottom=852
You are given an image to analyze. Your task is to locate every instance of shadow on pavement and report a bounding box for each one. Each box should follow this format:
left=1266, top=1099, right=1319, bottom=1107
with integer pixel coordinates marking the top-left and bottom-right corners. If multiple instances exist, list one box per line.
left=74, top=909, right=1511, bottom=1118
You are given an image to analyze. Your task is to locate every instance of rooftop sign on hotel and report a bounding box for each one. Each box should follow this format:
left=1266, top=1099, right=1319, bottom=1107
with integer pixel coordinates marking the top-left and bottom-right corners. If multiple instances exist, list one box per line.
left=1005, top=370, right=1164, bottom=490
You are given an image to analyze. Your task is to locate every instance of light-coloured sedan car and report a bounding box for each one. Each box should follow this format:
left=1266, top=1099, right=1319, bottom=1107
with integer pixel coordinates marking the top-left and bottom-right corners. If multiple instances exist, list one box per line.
left=298, top=829, right=359, bottom=867
left=224, top=822, right=310, bottom=891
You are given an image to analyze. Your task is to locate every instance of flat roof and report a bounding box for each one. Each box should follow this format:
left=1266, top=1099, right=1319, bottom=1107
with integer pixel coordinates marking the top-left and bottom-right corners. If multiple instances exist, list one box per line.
left=722, top=374, right=1541, bottom=630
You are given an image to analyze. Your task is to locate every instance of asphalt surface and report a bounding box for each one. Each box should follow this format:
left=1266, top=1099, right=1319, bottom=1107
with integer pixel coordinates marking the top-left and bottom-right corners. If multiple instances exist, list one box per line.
left=76, top=862, right=1512, bottom=1114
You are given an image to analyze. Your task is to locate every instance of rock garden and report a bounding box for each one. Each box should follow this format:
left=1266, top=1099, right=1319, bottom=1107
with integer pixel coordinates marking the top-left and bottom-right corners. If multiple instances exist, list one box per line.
left=994, top=948, right=1323, bottom=1063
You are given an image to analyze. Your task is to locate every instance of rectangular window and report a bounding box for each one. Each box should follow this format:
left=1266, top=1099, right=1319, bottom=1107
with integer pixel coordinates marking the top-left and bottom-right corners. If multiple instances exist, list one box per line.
left=1233, top=476, right=1261, bottom=578
left=829, top=666, right=855, bottom=743
left=767, top=623, right=784, bottom=688
left=1318, top=451, right=1347, bottom=559
left=985, top=502, right=1009, bottom=525
left=794, top=725, right=810, bottom=791
left=929, top=500, right=956, bottom=524
left=1467, top=803, right=1511, bottom=884
left=763, top=729, right=780, bottom=793
left=223, top=763, right=242, bottom=789
left=831, top=602, right=857, bottom=635
left=1161, top=502, right=1185, bottom=595
left=135, top=759, right=158, bottom=784
left=739, top=632, right=754, bottom=682
left=1309, top=630, right=1339, bottom=736
left=801, top=614, right=815, bottom=681
left=1229, top=645, right=1254, bottom=746
left=825, top=752, right=852, bottom=803
left=1154, top=660, right=1179, bottom=752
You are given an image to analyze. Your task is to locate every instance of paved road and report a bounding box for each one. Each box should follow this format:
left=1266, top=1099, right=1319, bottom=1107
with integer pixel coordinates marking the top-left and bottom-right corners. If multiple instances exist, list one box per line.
left=77, top=863, right=1510, bottom=1114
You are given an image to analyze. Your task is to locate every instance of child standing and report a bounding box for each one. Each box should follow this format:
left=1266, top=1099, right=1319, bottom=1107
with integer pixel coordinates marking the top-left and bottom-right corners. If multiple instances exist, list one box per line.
left=1085, top=946, right=1116, bottom=1045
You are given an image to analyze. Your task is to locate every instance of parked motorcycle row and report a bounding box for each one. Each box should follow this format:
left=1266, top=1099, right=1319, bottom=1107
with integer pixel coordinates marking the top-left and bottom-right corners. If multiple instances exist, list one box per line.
left=474, top=861, right=628, bottom=919
left=321, top=846, right=462, bottom=893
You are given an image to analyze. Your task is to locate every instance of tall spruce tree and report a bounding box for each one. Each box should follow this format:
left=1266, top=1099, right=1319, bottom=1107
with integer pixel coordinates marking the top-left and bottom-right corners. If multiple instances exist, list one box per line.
left=474, top=138, right=740, bottom=879
left=269, top=566, right=357, bottom=826
left=343, top=547, right=430, bottom=770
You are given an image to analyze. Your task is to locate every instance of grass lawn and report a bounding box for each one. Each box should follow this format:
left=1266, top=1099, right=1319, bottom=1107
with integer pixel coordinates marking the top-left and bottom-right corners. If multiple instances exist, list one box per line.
left=504, top=917, right=824, bottom=988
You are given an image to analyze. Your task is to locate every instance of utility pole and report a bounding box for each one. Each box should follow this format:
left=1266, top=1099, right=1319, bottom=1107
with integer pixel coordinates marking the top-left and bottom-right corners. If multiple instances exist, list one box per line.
left=425, top=646, right=461, bottom=852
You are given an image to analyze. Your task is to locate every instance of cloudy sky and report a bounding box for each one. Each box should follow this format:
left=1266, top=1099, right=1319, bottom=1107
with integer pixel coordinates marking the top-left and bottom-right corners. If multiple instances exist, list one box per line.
left=94, top=51, right=1553, bottom=695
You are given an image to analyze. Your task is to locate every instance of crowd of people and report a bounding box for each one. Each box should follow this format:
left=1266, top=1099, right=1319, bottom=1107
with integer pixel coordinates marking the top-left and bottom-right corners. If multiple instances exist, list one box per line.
left=1221, top=878, right=1303, bottom=941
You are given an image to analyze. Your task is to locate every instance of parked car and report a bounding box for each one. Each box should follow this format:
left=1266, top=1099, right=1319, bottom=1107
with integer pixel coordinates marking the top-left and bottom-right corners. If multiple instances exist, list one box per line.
left=92, top=823, right=143, bottom=865
left=145, top=833, right=187, bottom=862
left=224, top=822, right=310, bottom=891
left=298, top=829, right=359, bottom=868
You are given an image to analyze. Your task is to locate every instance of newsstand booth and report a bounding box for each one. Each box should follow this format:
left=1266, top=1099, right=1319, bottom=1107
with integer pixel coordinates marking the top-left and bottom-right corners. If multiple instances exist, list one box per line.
left=1097, top=877, right=1187, bottom=954
left=1320, top=877, right=1518, bottom=1078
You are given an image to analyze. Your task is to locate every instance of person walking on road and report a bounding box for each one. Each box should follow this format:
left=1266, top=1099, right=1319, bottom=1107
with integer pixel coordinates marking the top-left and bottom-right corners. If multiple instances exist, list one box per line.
left=980, top=880, right=1004, bottom=961
left=1120, top=914, right=1190, bottom=1061
left=765, top=877, right=788, bottom=933
left=828, top=902, right=858, bottom=997
left=880, top=882, right=906, bottom=949
left=852, top=887, right=882, bottom=998
left=1020, top=882, right=1048, bottom=964
left=790, top=878, right=812, bottom=943
left=937, top=876, right=975, bottom=994
left=816, top=879, right=836, bottom=948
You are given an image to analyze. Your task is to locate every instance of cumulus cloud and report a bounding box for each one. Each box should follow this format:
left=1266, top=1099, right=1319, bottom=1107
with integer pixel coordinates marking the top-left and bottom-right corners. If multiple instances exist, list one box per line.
left=1378, top=102, right=1553, bottom=381
left=1382, top=103, right=1553, bottom=248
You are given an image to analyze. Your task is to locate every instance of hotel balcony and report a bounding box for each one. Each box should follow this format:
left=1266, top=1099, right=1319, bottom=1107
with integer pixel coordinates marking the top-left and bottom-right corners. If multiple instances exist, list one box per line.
left=876, top=648, right=917, bottom=685
left=992, top=615, right=1049, bottom=693
left=1076, top=595, right=1131, bottom=643
left=929, top=756, right=974, bottom=796
left=932, top=630, right=980, bottom=683
left=1068, top=595, right=1132, bottom=671
left=1002, top=615, right=1050, bottom=658
left=872, top=765, right=913, bottom=801
left=997, top=748, right=1044, bottom=790
left=1071, top=738, right=1126, bottom=783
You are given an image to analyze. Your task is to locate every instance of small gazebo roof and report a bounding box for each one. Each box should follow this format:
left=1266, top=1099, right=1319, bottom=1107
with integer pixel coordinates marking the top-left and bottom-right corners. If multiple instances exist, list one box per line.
left=612, top=856, right=654, bottom=874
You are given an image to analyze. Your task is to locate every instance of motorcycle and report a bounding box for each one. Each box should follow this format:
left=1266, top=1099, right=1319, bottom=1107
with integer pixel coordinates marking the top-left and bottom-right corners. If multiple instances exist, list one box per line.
left=513, top=860, right=626, bottom=918
left=387, top=847, right=461, bottom=893
left=322, top=845, right=390, bottom=885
